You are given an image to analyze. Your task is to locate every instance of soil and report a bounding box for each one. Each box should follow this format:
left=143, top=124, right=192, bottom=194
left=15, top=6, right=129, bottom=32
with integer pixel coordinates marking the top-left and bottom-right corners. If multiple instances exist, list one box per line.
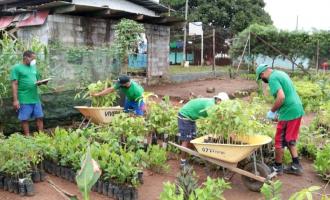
left=145, top=78, right=258, bottom=102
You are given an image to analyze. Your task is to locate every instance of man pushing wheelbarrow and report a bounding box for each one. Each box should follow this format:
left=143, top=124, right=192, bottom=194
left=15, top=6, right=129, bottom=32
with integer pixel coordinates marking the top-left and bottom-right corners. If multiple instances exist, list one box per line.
left=256, top=64, right=305, bottom=176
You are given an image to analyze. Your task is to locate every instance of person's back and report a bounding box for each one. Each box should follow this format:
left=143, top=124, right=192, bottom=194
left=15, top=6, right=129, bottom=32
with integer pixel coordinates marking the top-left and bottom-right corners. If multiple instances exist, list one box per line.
left=269, top=70, right=304, bottom=121
left=114, top=80, right=144, bottom=102
left=179, top=98, right=215, bottom=120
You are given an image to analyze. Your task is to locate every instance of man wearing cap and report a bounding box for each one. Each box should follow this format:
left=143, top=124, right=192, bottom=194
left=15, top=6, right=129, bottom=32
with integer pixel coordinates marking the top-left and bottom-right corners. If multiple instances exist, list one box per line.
left=256, top=64, right=304, bottom=176
left=178, top=92, right=230, bottom=167
left=92, top=75, right=145, bottom=116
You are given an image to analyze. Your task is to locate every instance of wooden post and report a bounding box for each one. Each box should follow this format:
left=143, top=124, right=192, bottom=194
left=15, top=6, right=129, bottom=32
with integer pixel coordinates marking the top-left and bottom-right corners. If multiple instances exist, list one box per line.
left=201, top=32, right=204, bottom=66
left=316, top=40, right=319, bottom=72
left=182, top=0, right=189, bottom=66
left=212, top=28, right=215, bottom=75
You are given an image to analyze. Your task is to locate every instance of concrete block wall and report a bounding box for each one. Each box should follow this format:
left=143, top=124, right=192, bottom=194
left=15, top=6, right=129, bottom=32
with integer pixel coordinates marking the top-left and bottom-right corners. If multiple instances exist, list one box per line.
left=18, top=14, right=115, bottom=46
left=47, top=15, right=115, bottom=46
left=17, top=14, right=170, bottom=83
left=145, top=24, right=170, bottom=78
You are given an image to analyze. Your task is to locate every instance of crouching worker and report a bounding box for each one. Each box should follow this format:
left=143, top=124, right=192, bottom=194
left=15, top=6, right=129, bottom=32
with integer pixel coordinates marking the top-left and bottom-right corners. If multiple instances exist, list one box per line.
left=178, top=92, right=230, bottom=167
left=92, top=75, right=145, bottom=116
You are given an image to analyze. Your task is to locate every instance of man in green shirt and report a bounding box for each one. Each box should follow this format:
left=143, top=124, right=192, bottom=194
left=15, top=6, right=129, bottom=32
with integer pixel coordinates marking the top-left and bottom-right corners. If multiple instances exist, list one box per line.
left=92, top=75, right=145, bottom=116
left=256, top=64, right=305, bottom=176
left=10, top=50, right=46, bottom=136
left=178, top=92, right=229, bottom=167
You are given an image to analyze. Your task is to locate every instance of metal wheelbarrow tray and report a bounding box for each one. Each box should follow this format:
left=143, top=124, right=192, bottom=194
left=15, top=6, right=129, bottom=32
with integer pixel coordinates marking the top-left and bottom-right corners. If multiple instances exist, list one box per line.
left=169, top=134, right=276, bottom=192
left=74, top=106, right=123, bottom=127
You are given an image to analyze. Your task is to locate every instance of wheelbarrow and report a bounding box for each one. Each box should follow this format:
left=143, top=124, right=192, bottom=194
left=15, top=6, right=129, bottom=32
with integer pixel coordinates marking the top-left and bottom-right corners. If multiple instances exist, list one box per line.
left=169, top=134, right=276, bottom=192
left=74, top=106, right=123, bottom=128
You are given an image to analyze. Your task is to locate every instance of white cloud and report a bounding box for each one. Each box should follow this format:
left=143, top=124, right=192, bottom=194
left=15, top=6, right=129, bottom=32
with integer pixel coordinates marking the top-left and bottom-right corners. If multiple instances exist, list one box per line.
left=264, top=0, right=330, bottom=31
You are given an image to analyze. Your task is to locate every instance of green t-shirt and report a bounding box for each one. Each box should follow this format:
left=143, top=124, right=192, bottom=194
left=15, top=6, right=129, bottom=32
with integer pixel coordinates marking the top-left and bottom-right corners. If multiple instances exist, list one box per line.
left=179, top=98, right=215, bottom=120
left=114, top=80, right=144, bottom=102
left=269, top=70, right=304, bottom=121
left=10, top=64, right=41, bottom=104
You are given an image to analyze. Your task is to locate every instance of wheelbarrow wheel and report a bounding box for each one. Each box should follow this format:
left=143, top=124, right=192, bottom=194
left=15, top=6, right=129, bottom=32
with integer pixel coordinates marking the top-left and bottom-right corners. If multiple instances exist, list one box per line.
left=241, top=162, right=270, bottom=192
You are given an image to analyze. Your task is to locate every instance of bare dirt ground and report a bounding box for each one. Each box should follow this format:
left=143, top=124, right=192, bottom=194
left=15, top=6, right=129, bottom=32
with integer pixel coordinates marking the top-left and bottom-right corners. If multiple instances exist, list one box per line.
left=145, top=78, right=258, bottom=101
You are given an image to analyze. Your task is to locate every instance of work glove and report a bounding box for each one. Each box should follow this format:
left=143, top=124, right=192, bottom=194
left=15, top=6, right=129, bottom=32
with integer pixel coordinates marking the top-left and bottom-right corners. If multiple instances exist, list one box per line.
left=266, top=111, right=277, bottom=120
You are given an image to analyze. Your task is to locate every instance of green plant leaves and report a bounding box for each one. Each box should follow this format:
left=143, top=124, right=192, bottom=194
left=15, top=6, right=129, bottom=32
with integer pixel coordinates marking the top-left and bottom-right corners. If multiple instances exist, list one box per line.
left=76, top=146, right=101, bottom=200
left=142, top=145, right=170, bottom=173
left=147, top=97, right=178, bottom=136
left=288, top=186, right=321, bottom=200
left=160, top=168, right=230, bottom=200
left=260, top=180, right=282, bottom=200
left=314, top=144, right=330, bottom=181
left=200, top=99, right=274, bottom=142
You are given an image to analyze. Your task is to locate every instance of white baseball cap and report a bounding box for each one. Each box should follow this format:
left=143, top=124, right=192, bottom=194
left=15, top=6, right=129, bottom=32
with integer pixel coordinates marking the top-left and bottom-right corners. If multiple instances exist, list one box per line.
left=214, top=92, right=229, bottom=101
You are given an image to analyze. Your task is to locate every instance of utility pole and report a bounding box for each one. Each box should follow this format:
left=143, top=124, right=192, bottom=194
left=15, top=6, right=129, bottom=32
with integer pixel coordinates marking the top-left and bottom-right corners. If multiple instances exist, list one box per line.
left=212, top=27, right=215, bottom=75
left=201, top=31, right=204, bottom=66
left=296, top=15, right=299, bottom=31
left=248, top=29, right=251, bottom=71
left=316, top=39, right=319, bottom=72
left=182, top=0, right=188, bottom=66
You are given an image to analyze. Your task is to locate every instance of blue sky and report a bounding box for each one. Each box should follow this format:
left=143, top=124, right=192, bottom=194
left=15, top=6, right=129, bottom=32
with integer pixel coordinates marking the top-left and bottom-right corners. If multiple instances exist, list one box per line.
left=264, top=0, right=330, bottom=31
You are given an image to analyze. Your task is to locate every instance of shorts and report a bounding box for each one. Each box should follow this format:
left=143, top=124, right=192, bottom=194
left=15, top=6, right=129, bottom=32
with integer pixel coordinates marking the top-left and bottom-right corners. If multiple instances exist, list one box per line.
left=124, top=99, right=145, bottom=116
left=275, top=117, right=302, bottom=149
left=18, top=103, right=44, bottom=121
left=178, top=113, right=196, bottom=141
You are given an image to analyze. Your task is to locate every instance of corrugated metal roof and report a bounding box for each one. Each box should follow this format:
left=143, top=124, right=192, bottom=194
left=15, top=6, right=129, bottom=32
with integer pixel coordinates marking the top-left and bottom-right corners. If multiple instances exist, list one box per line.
left=0, top=10, right=48, bottom=29
left=128, top=0, right=168, bottom=13
left=17, top=10, right=48, bottom=27
left=0, top=0, right=168, bottom=13
left=0, top=15, right=14, bottom=29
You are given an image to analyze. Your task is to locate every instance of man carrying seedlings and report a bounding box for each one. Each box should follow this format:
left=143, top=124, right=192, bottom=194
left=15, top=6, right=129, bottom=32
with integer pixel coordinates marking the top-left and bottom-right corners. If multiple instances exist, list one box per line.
left=178, top=92, right=230, bottom=167
left=10, top=50, right=47, bottom=136
left=92, top=75, right=145, bottom=116
left=256, top=64, right=305, bottom=176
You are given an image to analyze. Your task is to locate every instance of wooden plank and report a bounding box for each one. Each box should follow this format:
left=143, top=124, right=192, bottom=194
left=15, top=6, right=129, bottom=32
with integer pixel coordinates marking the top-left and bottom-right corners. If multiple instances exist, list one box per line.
left=47, top=179, right=77, bottom=200
left=169, top=142, right=266, bottom=183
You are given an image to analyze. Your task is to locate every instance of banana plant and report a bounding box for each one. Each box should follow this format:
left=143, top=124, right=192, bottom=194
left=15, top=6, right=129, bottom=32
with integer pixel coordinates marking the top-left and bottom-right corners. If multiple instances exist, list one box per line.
left=76, top=146, right=101, bottom=200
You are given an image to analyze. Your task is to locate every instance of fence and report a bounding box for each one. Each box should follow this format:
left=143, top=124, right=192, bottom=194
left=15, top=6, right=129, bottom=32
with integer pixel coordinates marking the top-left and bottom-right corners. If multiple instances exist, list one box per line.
left=0, top=48, right=140, bottom=134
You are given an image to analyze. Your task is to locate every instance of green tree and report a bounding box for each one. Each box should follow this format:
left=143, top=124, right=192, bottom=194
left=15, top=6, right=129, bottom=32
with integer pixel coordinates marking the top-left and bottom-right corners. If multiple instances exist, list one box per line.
left=229, top=24, right=330, bottom=73
left=161, top=0, right=272, bottom=34
left=111, top=19, right=144, bottom=74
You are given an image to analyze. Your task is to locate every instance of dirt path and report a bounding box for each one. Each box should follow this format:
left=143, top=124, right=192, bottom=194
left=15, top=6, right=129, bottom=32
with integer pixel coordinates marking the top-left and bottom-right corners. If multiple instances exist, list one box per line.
left=145, top=78, right=258, bottom=101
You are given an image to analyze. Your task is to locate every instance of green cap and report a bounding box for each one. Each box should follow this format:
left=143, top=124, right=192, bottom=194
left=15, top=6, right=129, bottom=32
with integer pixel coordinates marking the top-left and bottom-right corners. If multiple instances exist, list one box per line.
left=256, top=64, right=270, bottom=81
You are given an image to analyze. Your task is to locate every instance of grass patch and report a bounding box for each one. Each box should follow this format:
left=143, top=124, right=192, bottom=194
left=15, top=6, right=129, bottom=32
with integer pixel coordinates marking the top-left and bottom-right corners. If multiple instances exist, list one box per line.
left=169, top=65, right=229, bottom=74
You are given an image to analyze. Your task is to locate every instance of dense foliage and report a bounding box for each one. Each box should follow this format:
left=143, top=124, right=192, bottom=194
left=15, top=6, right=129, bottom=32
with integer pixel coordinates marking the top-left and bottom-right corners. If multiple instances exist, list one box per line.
left=111, top=19, right=145, bottom=74
left=197, top=98, right=274, bottom=144
left=0, top=134, right=43, bottom=177
left=160, top=166, right=230, bottom=200
left=230, top=24, right=330, bottom=70
left=75, top=80, right=118, bottom=107
left=0, top=34, right=49, bottom=102
left=147, top=96, right=178, bottom=136
left=161, top=0, right=272, bottom=34
left=314, top=144, right=330, bottom=181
